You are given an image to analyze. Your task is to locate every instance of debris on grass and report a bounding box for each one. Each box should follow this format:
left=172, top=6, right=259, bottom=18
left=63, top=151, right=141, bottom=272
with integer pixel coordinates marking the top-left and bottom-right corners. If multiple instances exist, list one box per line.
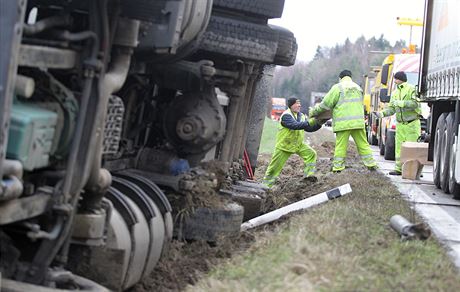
left=390, top=214, right=431, bottom=240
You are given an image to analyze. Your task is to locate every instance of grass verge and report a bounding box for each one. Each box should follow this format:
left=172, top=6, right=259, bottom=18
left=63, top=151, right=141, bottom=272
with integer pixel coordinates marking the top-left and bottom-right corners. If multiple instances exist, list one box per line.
left=258, top=117, right=278, bottom=154
left=188, top=124, right=460, bottom=291
left=188, top=173, right=460, bottom=291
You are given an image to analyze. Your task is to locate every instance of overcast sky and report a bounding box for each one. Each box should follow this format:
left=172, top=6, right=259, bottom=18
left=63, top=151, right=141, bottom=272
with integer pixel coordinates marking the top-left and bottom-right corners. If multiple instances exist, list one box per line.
left=269, top=0, right=425, bottom=62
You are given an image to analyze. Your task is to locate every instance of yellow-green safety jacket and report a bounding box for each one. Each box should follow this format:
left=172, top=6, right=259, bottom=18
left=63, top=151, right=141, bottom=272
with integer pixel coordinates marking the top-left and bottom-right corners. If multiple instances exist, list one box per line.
left=276, top=109, right=315, bottom=152
left=310, top=76, right=365, bottom=132
left=382, top=82, right=421, bottom=123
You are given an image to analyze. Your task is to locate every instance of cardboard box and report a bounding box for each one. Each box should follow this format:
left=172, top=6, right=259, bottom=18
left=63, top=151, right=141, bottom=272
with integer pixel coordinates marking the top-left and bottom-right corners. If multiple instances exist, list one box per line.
left=400, top=142, right=432, bottom=166
left=402, top=159, right=424, bottom=180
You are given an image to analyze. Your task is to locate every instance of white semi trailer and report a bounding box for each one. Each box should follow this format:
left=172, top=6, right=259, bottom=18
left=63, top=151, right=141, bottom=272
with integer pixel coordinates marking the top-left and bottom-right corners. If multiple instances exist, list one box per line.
left=418, top=0, right=460, bottom=198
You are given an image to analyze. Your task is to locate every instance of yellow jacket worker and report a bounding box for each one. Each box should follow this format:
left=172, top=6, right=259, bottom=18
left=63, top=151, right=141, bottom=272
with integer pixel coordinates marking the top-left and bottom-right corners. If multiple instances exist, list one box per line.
left=263, top=98, right=321, bottom=188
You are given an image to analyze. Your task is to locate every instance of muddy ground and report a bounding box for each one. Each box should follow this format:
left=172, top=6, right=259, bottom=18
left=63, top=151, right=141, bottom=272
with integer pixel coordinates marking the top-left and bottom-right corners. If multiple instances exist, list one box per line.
left=132, top=128, right=381, bottom=292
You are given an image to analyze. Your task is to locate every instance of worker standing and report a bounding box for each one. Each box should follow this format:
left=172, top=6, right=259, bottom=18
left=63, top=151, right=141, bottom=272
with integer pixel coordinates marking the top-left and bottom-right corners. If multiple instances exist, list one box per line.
left=262, top=98, right=321, bottom=188
left=378, top=71, right=421, bottom=175
left=310, top=70, right=377, bottom=172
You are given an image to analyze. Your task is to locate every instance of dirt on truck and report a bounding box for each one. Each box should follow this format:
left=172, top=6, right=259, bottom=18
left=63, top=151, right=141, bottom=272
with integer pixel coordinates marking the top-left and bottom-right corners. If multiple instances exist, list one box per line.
left=0, top=0, right=298, bottom=291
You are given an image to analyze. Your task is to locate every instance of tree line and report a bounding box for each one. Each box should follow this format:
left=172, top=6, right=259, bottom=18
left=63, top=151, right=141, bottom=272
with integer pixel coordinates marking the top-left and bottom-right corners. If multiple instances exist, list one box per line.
left=271, top=35, right=407, bottom=110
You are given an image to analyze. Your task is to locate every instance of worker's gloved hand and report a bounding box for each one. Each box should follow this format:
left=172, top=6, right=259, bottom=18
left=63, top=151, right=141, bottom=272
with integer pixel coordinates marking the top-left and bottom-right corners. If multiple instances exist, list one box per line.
left=304, top=118, right=322, bottom=132
left=373, top=112, right=383, bottom=119
left=390, top=99, right=405, bottom=108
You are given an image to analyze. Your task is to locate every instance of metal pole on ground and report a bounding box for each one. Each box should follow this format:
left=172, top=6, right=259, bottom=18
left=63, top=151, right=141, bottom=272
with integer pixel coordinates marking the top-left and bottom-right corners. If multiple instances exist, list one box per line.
left=241, top=184, right=352, bottom=231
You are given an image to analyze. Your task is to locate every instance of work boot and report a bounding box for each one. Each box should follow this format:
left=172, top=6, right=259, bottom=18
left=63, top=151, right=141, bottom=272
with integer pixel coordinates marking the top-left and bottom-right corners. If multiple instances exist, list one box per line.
left=302, top=176, right=318, bottom=183
left=389, top=171, right=401, bottom=176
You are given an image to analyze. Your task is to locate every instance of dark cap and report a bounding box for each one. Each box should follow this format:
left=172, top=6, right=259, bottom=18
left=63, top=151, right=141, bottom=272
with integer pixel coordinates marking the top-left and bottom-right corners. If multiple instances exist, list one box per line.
left=287, top=97, right=299, bottom=108
left=339, top=70, right=352, bottom=79
left=394, top=71, right=407, bottom=82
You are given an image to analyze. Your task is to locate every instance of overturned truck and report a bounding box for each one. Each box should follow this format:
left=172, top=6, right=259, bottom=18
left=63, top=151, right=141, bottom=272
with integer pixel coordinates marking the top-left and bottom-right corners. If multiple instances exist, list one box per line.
left=0, top=0, right=297, bottom=290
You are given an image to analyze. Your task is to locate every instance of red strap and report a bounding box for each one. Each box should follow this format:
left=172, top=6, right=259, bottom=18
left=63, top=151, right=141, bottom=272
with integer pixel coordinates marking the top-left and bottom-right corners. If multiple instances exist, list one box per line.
left=243, top=149, right=254, bottom=180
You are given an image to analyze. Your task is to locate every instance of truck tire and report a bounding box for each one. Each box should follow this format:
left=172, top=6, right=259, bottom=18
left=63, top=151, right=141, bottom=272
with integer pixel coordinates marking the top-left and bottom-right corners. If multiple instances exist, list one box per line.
left=178, top=202, right=244, bottom=242
left=384, top=130, right=395, bottom=161
left=212, top=0, right=285, bottom=19
left=199, top=16, right=277, bottom=63
left=442, top=113, right=454, bottom=193
left=269, top=25, right=297, bottom=66
left=446, top=113, right=460, bottom=197
left=433, top=113, right=447, bottom=189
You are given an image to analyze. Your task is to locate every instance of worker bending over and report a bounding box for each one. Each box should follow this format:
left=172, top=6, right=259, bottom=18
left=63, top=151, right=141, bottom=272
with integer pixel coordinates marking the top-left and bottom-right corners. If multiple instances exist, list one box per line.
left=310, top=70, right=377, bottom=172
left=263, top=98, right=321, bottom=188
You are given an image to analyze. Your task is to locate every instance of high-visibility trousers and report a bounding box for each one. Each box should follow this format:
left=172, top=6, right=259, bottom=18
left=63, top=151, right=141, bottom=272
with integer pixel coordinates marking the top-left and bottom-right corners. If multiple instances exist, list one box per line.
left=333, top=128, right=377, bottom=172
left=262, top=143, right=317, bottom=188
left=395, top=119, right=421, bottom=172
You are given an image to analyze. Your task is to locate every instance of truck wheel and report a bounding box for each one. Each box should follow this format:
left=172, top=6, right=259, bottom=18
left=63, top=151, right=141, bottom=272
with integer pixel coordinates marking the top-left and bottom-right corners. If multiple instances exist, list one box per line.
left=384, top=131, right=395, bottom=161
left=114, top=172, right=173, bottom=257
left=447, top=113, right=460, bottom=197
left=269, top=25, right=297, bottom=66
left=212, top=0, right=285, bottom=19
left=434, top=113, right=447, bottom=189
left=441, top=113, right=454, bottom=193
left=199, top=16, right=277, bottom=63
left=178, top=202, right=244, bottom=242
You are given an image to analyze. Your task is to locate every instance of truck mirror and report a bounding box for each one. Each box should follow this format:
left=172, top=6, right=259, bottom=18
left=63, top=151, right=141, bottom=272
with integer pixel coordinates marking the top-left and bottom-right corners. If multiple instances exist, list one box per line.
left=379, top=88, right=390, bottom=102
left=381, top=64, right=389, bottom=85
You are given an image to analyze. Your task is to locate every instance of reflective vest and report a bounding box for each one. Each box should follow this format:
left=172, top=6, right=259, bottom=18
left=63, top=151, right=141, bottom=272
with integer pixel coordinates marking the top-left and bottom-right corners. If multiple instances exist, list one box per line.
left=275, top=109, right=305, bottom=153
left=383, top=82, right=421, bottom=123
left=312, top=76, right=365, bottom=132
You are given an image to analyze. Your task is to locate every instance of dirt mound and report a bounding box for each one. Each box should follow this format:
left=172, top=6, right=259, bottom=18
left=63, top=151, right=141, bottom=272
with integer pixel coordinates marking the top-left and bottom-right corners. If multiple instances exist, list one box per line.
left=259, top=152, right=370, bottom=213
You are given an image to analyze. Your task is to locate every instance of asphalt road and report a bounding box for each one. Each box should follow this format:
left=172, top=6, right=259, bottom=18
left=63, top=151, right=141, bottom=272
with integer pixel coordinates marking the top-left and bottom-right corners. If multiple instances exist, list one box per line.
left=370, top=145, right=460, bottom=270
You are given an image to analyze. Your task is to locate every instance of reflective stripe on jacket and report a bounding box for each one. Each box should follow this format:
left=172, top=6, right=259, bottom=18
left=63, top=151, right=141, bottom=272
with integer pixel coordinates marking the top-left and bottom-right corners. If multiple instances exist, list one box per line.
left=382, top=82, right=421, bottom=123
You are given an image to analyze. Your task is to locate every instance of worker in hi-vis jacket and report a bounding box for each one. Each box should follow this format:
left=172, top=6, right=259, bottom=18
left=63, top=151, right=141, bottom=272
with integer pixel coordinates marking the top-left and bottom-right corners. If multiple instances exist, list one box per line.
left=377, top=71, right=421, bottom=175
left=262, top=98, right=321, bottom=188
left=310, top=70, right=377, bottom=172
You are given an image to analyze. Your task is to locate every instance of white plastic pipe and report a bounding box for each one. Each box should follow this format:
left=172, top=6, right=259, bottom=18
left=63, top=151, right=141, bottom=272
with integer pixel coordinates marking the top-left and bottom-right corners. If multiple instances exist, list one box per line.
left=241, top=183, right=352, bottom=231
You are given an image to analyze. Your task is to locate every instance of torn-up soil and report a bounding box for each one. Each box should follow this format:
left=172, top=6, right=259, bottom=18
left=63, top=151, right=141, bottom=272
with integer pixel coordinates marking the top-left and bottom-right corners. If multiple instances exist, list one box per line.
left=132, top=128, right=381, bottom=292
left=133, top=233, right=257, bottom=292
